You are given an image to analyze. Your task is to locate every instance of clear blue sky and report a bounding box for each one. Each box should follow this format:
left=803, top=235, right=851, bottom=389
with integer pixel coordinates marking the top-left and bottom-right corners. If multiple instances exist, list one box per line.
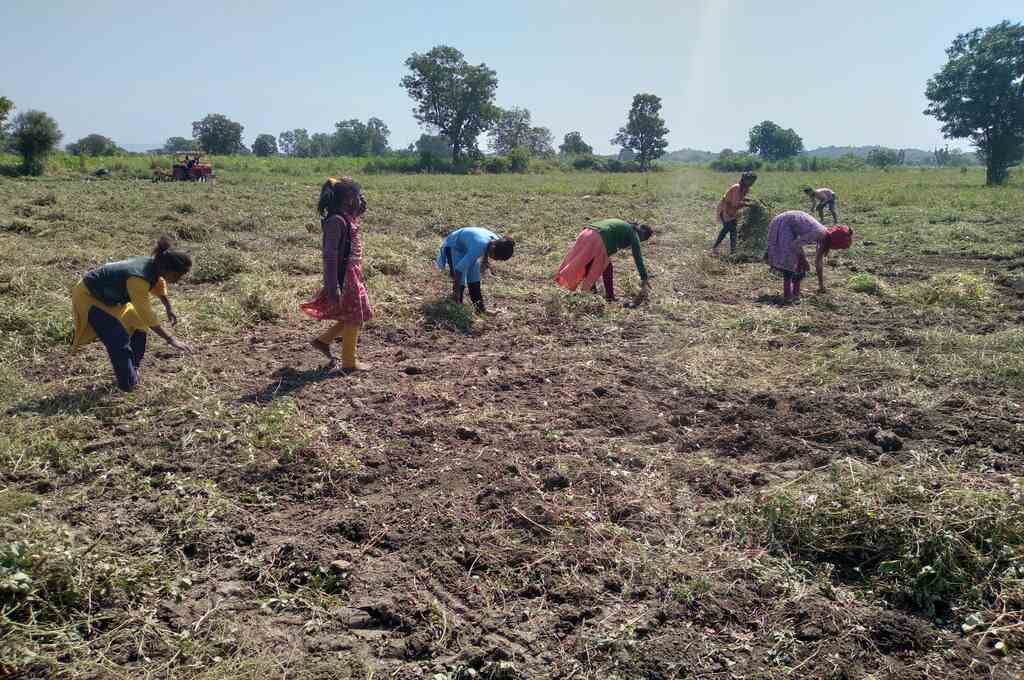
left=2, top=1, right=1019, bottom=153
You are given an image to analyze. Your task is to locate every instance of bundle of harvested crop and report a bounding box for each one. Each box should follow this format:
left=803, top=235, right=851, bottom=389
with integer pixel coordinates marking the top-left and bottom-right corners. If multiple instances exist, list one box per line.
left=730, top=199, right=774, bottom=262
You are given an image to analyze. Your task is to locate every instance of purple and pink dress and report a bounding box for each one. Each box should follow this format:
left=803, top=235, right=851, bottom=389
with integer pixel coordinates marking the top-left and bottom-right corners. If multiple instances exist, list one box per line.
left=300, top=215, right=374, bottom=324
left=766, top=211, right=828, bottom=276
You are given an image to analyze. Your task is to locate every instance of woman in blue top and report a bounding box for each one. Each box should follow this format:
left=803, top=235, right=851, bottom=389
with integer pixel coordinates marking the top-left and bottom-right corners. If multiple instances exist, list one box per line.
left=436, top=227, right=515, bottom=313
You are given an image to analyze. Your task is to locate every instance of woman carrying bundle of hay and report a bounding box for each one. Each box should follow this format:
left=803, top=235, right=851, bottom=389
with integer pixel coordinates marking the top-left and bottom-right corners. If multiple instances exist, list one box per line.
left=766, top=211, right=853, bottom=302
left=555, top=219, right=653, bottom=302
left=712, top=171, right=757, bottom=256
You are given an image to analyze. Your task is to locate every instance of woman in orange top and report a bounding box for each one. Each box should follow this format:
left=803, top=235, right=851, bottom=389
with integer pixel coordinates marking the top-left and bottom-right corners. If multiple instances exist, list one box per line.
left=711, top=171, right=757, bottom=256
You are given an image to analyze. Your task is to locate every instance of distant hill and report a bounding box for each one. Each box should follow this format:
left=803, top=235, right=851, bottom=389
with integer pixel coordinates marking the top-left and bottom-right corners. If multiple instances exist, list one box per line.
left=663, top=148, right=716, bottom=163
left=662, top=145, right=979, bottom=166
left=802, top=146, right=979, bottom=165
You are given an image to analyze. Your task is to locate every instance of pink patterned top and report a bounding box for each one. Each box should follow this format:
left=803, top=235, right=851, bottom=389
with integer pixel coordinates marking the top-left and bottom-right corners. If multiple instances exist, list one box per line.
left=299, top=215, right=374, bottom=324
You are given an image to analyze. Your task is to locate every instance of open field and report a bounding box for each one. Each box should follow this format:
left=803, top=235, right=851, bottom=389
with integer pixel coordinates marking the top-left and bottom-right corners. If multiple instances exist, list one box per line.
left=1, top=166, right=1023, bottom=679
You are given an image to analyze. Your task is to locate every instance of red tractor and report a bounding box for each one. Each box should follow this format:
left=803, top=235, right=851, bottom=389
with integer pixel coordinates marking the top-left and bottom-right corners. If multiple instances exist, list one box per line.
left=171, top=153, right=214, bottom=181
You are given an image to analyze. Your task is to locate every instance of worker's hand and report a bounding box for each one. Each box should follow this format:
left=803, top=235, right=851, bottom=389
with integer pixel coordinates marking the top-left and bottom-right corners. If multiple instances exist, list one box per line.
left=797, top=256, right=810, bottom=273
left=169, top=337, right=193, bottom=354
left=817, top=284, right=827, bottom=294
left=167, top=311, right=179, bottom=327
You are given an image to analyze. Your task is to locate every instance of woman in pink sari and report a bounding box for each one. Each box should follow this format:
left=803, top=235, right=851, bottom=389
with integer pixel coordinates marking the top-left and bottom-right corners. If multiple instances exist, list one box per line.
left=301, top=177, right=374, bottom=371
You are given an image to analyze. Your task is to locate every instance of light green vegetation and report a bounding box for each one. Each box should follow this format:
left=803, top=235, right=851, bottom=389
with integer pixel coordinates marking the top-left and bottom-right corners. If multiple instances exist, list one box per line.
left=1, top=165, right=1023, bottom=678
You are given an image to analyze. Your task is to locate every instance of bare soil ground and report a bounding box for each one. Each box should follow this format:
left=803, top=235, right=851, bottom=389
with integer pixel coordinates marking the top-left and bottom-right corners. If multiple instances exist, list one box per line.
left=2, top=168, right=1023, bottom=678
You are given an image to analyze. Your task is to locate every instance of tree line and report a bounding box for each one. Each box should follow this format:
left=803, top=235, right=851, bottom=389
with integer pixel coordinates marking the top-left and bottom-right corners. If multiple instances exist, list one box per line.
left=2, top=20, right=1021, bottom=183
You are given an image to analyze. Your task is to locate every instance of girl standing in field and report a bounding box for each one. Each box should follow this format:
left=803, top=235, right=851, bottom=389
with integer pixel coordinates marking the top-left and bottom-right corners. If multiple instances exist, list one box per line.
left=71, top=237, right=193, bottom=391
left=803, top=186, right=839, bottom=224
left=435, top=227, right=515, bottom=314
left=711, top=171, right=757, bottom=256
left=302, top=177, right=374, bottom=372
left=766, top=210, right=853, bottom=302
left=555, top=219, right=653, bottom=301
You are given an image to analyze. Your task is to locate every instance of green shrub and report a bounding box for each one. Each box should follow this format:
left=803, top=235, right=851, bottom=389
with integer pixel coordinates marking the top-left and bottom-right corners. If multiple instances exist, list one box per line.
left=238, top=282, right=279, bottom=322
left=544, top=292, right=607, bottom=324
left=486, top=156, right=510, bottom=174
left=508, top=147, right=530, bottom=173
left=710, top=152, right=762, bottom=172
left=848, top=272, right=885, bottom=295
left=175, top=222, right=212, bottom=241
left=899, top=272, right=993, bottom=308
left=191, top=247, right=246, bottom=283
left=422, top=298, right=474, bottom=333
left=364, top=155, right=422, bottom=174
left=366, top=256, right=409, bottom=278
left=221, top=213, right=267, bottom=232
left=364, top=153, right=456, bottom=174
left=751, top=459, right=1024, bottom=619
left=572, top=155, right=604, bottom=171
left=0, top=520, right=161, bottom=675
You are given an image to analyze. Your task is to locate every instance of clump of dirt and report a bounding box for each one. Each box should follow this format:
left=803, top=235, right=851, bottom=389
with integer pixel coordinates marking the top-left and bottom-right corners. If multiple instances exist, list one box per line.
left=868, top=610, right=934, bottom=653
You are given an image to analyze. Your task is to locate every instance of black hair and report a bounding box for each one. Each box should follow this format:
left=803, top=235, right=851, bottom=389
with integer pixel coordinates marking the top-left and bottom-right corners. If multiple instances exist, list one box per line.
left=491, top=237, right=515, bottom=261
left=741, top=171, right=758, bottom=183
left=153, top=236, right=192, bottom=275
left=631, top=222, right=654, bottom=241
left=802, top=186, right=814, bottom=194
left=318, top=177, right=366, bottom=219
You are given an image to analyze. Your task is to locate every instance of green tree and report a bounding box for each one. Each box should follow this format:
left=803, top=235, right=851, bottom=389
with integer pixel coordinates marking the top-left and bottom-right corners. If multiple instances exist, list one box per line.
left=252, top=134, right=278, bottom=157
left=309, top=132, right=333, bottom=157
left=925, top=21, right=1024, bottom=185
left=278, top=130, right=296, bottom=155
left=333, top=119, right=370, bottom=156
left=67, top=133, right=120, bottom=156
left=866, top=147, right=901, bottom=168
left=0, top=96, right=13, bottom=149
left=414, top=133, right=452, bottom=158
left=748, top=120, right=804, bottom=160
left=11, top=110, right=62, bottom=175
left=488, top=107, right=531, bottom=154
left=610, top=93, right=670, bottom=170
left=527, top=126, right=555, bottom=158
left=401, top=45, right=500, bottom=163
left=192, top=113, right=245, bottom=154
left=559, top=131, right=593, bottom=156
left=366, top=117, right=390, bottom=155
left=278, top=129, right=312, bottom=157
left=162, top=136, right=196, bottom=153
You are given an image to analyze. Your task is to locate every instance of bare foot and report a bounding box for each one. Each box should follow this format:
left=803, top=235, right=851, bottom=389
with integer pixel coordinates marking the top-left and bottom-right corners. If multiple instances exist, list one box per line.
left=310, top=339, right=336, bottom=364
left=341, top=363, right=371, bottom=375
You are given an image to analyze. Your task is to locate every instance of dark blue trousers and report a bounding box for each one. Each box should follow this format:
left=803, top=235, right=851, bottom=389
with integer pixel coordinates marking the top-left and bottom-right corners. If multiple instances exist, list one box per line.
left=88, top=306, right=147, bottom=391
left=714, top=219, right=738, bottom=253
